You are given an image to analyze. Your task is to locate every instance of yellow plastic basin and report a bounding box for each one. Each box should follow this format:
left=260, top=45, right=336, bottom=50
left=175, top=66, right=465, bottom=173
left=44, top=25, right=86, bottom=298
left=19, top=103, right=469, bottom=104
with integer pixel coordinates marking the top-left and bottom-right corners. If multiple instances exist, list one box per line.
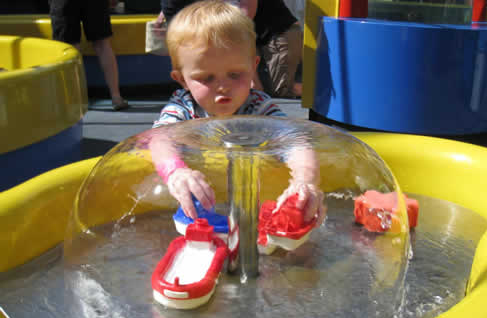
left=0, top=132, right=486, bottom=318
left=0, top=35, right=88, bottom=154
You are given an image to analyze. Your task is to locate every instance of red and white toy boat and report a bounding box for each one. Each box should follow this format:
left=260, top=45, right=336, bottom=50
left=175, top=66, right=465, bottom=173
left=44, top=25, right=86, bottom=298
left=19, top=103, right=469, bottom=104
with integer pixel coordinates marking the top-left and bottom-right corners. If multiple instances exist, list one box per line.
left=258, top=194, right=317, bottom=255
left=151, top=218, right=228, bottom=309
left=354, top=190, right=419, bottom=232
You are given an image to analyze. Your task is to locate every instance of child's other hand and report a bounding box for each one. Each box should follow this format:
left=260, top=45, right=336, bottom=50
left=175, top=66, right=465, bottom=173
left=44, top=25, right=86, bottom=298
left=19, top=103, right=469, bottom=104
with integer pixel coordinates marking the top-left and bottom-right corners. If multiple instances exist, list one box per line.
left=166, top=168, right=216, bottom=219
left=275, top=182, right=327, bottom=227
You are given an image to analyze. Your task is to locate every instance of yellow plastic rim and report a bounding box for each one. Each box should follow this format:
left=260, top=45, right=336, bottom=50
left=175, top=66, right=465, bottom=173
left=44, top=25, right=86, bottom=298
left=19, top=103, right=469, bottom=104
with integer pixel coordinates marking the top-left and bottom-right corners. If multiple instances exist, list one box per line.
left=0, top=36, right=88, bottom=154
left=353, top=132, right=487, bottom=318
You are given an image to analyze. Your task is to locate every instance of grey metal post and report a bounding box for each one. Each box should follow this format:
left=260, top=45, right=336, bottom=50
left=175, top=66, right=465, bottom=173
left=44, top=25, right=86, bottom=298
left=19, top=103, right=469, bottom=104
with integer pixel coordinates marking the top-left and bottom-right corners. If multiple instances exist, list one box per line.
left=222, top=132, right=264, bottom=283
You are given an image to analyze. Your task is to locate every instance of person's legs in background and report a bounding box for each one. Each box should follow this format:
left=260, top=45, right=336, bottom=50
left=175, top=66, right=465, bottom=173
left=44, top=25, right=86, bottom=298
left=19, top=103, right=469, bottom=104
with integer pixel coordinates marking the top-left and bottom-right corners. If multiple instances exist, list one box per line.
left=50, top=0, right=128, bottom=110
left=259, top=22, right=303, bottom=98
left=91, top=38, right=127, bottom=110
left=81, top=0, right=128, bottom=110
left=285, top=23, right=303, bottom=97
left=292, top=63, right=303, bottom=97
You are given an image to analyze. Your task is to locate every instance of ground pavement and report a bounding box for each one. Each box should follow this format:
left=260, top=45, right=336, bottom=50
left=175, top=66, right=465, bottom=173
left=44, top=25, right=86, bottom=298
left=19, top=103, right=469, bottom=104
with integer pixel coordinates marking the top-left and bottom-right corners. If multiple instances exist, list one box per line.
left=82, top=91, right=487, bottom=160
left=82, top=97, right=309, bottom=159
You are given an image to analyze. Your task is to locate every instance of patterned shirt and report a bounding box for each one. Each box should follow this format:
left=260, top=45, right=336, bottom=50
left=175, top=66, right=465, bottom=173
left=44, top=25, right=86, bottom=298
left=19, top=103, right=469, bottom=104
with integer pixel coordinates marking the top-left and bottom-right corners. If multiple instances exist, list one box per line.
left=153, top=88, right=286, bottom=128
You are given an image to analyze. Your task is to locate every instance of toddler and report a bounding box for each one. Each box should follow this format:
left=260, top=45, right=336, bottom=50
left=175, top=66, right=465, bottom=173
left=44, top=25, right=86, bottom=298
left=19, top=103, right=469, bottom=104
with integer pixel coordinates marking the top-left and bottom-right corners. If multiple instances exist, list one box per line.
left=151, top=0, right=325, bottom=227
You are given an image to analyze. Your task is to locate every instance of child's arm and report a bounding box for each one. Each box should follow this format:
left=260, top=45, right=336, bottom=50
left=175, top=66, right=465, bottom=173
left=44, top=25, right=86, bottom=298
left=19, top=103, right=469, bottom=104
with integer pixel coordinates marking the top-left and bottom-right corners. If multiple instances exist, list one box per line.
left=150, top=136, right=215, bottom=219
left=276, top=146, right=327, bottom=227
left=248, top=91, right=326, bottom=226
left=150, top=90, right=216, bottom=218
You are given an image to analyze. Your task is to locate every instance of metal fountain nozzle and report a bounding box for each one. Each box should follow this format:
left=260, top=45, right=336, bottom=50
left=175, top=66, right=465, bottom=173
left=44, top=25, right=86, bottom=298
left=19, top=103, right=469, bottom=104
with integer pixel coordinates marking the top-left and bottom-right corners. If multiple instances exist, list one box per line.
left=222, top=132, right=266, bottom=283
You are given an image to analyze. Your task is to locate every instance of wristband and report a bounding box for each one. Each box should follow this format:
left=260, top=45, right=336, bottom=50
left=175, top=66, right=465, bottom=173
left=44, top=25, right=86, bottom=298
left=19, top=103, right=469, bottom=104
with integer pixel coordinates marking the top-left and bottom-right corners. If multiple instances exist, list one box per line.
left=155, top=157, right=188, bottom=184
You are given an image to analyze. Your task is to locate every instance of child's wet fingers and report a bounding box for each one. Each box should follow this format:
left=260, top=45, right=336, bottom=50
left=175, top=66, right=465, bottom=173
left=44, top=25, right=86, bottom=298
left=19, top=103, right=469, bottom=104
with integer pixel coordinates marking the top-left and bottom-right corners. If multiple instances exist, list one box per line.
left=190, top=172, right=215, bottom=209
left=207, top=188, right=216, bottom=206
left=304, top=194, right=318, bottom=222
left=315, top=192, right=327, bottom=226
left=274, top=189, right=291, bottom=212
left=316, top=203, right=327, bottom=227
left=186, top=206, right=198, bottom=219
left=195, top=189, right=214, bottom=211
left=180, top=193, right=198, bottom=219
left=167, top=174, right=197, bottom=219
left=297, top=183, right=316, bottom=211
left=296, top=188, right=305, bottom=207
left=198, top=178, right=216, bottom=206
left=186, top=181, right=208, bottom=208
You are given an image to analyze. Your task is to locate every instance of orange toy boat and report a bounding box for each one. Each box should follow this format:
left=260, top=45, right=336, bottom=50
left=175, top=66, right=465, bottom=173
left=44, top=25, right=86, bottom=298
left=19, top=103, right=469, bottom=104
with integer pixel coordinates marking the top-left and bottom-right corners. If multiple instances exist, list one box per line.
left=354, top=190, right=419, bottom=232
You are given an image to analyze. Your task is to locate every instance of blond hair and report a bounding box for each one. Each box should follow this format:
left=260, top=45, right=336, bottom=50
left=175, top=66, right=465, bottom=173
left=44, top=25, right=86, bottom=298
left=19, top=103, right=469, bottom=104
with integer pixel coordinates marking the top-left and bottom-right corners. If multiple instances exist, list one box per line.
left=166, top=0, right=257, bottom=70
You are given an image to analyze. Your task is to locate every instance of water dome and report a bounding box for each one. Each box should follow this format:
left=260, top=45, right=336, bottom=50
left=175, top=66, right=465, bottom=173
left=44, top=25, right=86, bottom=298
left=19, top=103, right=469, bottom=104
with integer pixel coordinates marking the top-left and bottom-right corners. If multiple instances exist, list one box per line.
left=63, top=116, right=410, bottom=317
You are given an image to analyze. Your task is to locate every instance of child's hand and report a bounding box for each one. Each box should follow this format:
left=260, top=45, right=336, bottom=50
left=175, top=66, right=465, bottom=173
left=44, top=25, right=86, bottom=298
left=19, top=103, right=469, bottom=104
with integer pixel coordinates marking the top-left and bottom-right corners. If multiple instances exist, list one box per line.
left=274, top=182, right=327, bottom=227
left=166, top=168, right=216, bottom=219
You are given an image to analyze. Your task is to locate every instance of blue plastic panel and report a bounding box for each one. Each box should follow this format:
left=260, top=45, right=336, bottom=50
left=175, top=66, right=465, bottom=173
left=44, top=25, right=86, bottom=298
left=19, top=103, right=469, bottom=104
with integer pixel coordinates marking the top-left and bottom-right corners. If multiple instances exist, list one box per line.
left=84, top=54, right=174, bottom=87
left=0, top=121, right=82, bottom=191
left=314, top=17, right=487, bottom=135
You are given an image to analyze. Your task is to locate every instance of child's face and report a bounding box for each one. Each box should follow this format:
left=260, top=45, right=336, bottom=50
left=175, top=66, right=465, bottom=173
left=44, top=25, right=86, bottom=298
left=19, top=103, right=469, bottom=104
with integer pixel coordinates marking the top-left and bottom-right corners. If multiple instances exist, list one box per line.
left=171, top=43, right=259, bottom=116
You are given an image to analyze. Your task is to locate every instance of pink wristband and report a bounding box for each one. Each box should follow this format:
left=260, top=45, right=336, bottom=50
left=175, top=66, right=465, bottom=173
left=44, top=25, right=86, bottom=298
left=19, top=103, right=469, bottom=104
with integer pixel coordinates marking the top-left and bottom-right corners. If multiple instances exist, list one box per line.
left=155, top=157, right=188, bottom=184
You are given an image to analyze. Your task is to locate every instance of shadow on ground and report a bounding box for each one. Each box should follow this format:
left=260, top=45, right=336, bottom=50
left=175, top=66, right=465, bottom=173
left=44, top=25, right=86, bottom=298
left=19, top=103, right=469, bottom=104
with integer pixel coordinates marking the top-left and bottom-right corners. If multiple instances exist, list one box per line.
left=81, top=138, right=118, bottom=160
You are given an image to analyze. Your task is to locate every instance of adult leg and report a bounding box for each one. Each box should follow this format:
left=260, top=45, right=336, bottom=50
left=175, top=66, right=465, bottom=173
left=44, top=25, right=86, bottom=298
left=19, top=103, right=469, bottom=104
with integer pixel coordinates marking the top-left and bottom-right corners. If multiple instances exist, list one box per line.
left=286, top=24, right=303, bottom=97
left=91, top=38, right=125, bottom=107
left=260, top=23, right=303, bottom=98
left=253, top=47, right=270, bottom=92
left=82, top=0, right=128, bottom=110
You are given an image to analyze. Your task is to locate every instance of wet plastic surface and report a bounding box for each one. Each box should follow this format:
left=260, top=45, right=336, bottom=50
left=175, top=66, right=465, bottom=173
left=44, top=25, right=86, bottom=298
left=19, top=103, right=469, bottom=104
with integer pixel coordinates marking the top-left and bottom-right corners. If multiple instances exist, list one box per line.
left=0, top=194, right=484, bottom=317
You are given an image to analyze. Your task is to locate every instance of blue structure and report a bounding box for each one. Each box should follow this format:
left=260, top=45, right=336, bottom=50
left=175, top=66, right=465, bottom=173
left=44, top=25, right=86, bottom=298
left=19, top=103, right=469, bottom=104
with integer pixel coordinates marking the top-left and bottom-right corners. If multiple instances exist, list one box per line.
left=0, top=122, right=83, bottom=191
left=84, top=55, right=174, bottom=88
left=313, top=17, right=487, bottom=135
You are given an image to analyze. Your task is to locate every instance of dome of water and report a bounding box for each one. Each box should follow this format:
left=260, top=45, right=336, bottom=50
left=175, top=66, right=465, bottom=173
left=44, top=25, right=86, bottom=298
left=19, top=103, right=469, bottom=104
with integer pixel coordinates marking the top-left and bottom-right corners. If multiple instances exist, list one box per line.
left=64, top=116, right=410, bottom=317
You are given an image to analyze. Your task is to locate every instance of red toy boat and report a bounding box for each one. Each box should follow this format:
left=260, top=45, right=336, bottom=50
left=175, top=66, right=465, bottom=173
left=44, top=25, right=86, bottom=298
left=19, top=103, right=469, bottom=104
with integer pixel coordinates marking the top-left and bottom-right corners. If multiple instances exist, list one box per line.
left=151, top=218, right=228, bottom=309
left=258, top=194, right=317, bottom=254
left=354, top=190, right=419, bottom=232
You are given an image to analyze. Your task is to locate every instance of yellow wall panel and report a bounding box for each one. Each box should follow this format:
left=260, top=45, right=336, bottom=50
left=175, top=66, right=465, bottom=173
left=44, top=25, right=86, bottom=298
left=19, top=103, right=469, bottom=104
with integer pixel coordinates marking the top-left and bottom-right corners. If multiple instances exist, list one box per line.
left=303, top=0, right=339, bottom=108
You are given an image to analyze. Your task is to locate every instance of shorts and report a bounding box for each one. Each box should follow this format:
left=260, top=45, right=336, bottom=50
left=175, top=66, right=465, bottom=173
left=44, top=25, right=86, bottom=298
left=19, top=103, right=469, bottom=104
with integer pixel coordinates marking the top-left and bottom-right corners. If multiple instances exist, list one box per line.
left=49, top=0, right=113, bottom=44
left=258, top=23, right=303, bottom=98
